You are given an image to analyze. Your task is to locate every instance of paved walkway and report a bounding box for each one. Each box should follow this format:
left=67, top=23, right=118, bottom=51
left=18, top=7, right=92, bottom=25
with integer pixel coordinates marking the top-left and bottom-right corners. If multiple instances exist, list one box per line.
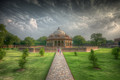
left=46, top=51, right=74, bottom=80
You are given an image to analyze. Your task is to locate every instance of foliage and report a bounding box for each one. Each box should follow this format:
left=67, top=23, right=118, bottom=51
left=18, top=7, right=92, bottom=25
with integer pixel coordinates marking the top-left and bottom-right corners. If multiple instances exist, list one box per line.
left=13, top=36, right=21, bottom=45
left=22, top=48, right=29, bottom=59
left=91, top=33, right=106, bottom=46
left=0, top=24, right=21, bottom=47
left=89, top=49, right=99, bottom=68
left=39, top=48, right=45, bottom=56
left=73, top=35, right=86, bottom=46
left=0, top=24, right=7, bottom=46
left=4, top=33, right=16, bottom=47
left=74, top=52, right=78, bottom=56
left=19, top=48, right=29, bottom=69
left=0, top=48, right=6, bottom=60
left=112, top=47, right=120, bottom=59
left=106, top=40, right=114, bottom=44
left=37, top=36, right=47, bottom=45
left=19, top=58, right=27, bottom=69
left=23, top=37, right=35, bottom=47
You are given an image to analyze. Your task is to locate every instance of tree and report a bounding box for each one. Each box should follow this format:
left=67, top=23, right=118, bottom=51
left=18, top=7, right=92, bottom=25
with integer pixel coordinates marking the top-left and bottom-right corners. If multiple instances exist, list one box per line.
left=89, top=49, right=99, bottom=68
left=0, top=24, right=21, bottom=48
left=37, top=36, right=47, bottom=45
left=0, top=48, right=6, bottom=60
left=39, top=48, right=45, bottom=56
left=4, top=33, right=15, bottom=48
left=13, top=36, right=21, bottom=45
left=23, top=37, right=35, bottom=47
left=91, top=33, right=106, bottom=46
left=74, top=52, right=78, bottom=56
left=22, top=48, right=29, bottom=59
left=73, top=35, right=86, bottom=46
left=19, top=48, right=29, bottom=69
left=112, top=47, right=120, bottom=60
left=0, top=24, right=7, bottom=46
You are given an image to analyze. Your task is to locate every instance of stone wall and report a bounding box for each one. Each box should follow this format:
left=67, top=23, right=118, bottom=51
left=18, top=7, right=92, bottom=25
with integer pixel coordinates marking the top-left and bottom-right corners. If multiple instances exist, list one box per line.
left=0, top=45, right=44, bottom=48
left=85, top=46, right=99, bottom=52
left=18, top=46, right=98, bottom=52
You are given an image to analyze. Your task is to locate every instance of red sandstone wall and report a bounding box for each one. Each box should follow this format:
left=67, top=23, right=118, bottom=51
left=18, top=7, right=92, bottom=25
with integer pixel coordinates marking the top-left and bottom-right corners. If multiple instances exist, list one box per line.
left=18, top=46, right=98, bottom=53
left=85, top=46, right=99, bottom=52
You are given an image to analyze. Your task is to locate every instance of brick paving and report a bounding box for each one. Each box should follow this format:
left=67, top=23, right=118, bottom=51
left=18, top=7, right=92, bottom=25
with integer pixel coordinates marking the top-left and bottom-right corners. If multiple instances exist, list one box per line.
left=46, top=51, right=74, bottom=80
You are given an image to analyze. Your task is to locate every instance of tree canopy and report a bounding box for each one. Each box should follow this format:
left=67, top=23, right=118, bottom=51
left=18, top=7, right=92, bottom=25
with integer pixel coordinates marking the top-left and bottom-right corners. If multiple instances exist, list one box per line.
left=91, top=33, right=106, bottom=46
left=73, top=35, right=86, bottom=46
left=23, top=37, right=35, bottom=47
left=4, top=32, right=21, bottom=47
left=37, top=36, right=47, bottom=45
left=0, top=24, right=7, bottom=46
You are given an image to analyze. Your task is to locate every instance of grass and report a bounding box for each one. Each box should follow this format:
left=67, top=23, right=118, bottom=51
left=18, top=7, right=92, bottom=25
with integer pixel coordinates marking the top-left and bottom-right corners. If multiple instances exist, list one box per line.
left=64, top=48, right=120, bottom=80
left=0, top=49, right=55, bottom=80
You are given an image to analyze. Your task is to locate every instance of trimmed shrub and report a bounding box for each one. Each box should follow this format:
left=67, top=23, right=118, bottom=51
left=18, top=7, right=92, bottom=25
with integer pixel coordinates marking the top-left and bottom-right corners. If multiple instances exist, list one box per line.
left=0, top=48, right=6, bottom=60
left=112, top=47, right=120, bottom=59
left=18, top=48, right=29, bottom=69
left=74, top=52, right=78, bottom=56
left=39, top=48, right=45, bottom=56
left=22, top=48, right=29, bottom=59
left=19, top=58, right=27, bottom=69
left=89, top=49, right=99, bottom=68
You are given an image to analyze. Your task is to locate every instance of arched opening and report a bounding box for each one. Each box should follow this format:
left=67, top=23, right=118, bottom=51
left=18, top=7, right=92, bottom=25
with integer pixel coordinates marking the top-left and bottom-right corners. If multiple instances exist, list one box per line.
left=58, top=41, right=60, bottom=46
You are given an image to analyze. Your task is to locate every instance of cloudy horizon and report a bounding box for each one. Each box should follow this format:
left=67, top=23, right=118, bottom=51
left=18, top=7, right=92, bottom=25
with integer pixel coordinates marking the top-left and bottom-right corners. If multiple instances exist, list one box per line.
left=0, top=0, right=120, bottom=40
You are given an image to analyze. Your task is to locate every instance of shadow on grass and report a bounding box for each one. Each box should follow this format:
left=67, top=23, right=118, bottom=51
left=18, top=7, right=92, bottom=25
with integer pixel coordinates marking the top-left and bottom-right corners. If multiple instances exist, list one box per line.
left=0, top=62, right=16, bottom=75
left=8, top=56, right=20, bottom=57
left=114, top=59, right=120, bottom=71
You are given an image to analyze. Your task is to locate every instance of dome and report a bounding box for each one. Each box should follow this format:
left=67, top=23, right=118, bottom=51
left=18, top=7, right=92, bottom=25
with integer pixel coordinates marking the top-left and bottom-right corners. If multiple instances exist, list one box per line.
left=53, top=27, right=65, bottom=35
left=47, top=27, right=72, bottom=40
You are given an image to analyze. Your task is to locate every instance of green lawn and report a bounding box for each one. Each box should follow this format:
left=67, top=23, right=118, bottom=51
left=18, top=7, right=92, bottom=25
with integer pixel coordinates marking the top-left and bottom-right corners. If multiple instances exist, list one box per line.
left=64, top=48, right=120, bottom=80
left=0, top=49, right=55, bottom=80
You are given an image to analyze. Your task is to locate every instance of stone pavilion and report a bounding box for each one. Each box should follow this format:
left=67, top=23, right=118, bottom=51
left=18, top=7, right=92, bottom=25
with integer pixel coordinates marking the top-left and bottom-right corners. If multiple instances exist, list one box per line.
left=46, top=27, right=72, bottom=48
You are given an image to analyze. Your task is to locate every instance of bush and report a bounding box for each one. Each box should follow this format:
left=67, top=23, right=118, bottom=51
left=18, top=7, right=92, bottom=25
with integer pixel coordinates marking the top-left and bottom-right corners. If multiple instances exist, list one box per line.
left=22, top=48, right=29, bottom=59
left=74, top=52, right=78, bottom=56
left=18, top=48, right=29, bottom=69
left=19, top=58, right=27, bottom=69
left=0, top=48, right=6, bottom=60
left=112, top=47, right=120, bottom=59
left=89, top=49, right=99, bottom=68
left=39, top=48, right=45, bottom=56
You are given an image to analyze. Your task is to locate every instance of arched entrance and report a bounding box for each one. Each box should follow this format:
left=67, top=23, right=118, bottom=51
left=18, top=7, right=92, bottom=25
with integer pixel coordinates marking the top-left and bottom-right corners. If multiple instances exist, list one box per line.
left=58, top=41, right=60, bottom=46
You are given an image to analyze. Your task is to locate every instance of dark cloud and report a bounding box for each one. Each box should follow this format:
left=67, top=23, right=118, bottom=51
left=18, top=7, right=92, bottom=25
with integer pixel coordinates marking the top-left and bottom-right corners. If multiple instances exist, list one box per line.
left=0, top=0, right=120, bottom=40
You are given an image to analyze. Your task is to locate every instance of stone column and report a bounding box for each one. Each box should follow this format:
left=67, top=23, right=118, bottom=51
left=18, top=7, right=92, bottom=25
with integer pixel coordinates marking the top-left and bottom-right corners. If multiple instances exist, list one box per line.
left=60, top=40, right=62, bottom=47
left=53, top=41, right=54, bottom=47
left=64, top=40, right=65, bottom=47
left=57, top=40, right=58, bottom=47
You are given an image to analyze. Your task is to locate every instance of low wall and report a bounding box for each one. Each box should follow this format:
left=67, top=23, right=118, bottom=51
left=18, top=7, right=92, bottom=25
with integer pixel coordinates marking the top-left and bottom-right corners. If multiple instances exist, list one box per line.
left=18, top=46, right=98, bottom=52
left=85, top=46, right=99, bottom=52
left=62, top=48, right=86, bottom=52
left=0, top=45, right=44, bottom=48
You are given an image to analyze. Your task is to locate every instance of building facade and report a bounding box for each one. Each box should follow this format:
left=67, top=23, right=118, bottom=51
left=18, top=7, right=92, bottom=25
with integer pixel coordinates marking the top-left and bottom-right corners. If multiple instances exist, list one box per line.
left=114, top=38, right=120, bottom=47
left=46, top=27, right=72, bottom=48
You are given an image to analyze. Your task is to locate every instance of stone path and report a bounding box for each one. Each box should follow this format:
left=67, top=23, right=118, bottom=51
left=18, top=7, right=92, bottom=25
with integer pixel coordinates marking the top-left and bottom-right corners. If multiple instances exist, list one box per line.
left=46, top=51, right=74, bottom=80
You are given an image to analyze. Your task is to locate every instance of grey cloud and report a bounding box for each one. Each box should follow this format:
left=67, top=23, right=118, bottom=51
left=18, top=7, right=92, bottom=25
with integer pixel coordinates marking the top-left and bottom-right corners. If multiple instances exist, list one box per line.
left=0, top=0, right=120, bottom=40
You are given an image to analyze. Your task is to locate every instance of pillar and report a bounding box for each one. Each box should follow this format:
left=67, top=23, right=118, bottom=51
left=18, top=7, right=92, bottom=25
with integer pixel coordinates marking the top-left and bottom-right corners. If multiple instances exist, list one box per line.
left=57, top=40, right=58, bottom=47
left=64, top=40, right=65, bottom=47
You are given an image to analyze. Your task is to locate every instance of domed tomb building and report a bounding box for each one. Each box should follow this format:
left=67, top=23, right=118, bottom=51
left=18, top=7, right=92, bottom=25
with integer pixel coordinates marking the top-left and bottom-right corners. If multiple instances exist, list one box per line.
left=46, top=27, right=72, bottom=48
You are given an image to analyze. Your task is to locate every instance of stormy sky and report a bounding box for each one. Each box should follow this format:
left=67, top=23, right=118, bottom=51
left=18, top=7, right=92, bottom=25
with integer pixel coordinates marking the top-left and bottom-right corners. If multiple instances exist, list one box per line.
left=0, top=0, right=120, bottom=40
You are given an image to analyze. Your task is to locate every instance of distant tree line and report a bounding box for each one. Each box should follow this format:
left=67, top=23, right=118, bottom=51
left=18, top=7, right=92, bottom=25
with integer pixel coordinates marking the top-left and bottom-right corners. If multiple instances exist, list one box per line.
left=0, top=24, right=114, bottom=47
left=72, top=33, right=114, bottom=46
left=0, top=24, right=47, bottom=47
